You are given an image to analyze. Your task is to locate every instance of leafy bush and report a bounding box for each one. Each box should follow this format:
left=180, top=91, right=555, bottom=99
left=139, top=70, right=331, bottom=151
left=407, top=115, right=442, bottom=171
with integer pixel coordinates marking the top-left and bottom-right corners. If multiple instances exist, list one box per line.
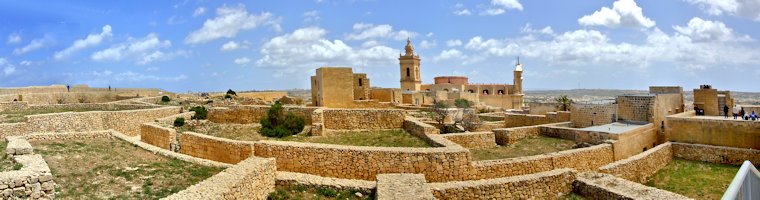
left=190, top=106, right=208, bottom=120
left=224, top=94, right=232, bottom=99
left=316, top=188, right=338, bottom=197
left=161, top=96, right=171, bottom=102
left=454, top=98, right=471, bottom=108
left=260, top=101, right=305, bottom=138
left=173, top=117, right=185, bottom=127
left=226, top=89, right=237, bottom=96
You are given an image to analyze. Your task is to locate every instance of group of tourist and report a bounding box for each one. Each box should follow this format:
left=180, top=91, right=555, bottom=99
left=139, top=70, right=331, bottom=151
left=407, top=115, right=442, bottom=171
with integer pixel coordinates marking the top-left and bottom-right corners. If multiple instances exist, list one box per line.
left=726, top=105, right=758, bottom=121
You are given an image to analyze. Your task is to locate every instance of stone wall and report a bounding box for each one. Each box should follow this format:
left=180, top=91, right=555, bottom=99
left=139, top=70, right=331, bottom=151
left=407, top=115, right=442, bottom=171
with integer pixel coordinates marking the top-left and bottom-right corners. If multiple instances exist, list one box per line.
left=492, top=125, right=541, bottom=145
left=503, top=112, right=569, bottom=128
left=1, top=136, right=56, bottom=199
left=573, top=172, right=690, bottom=200
left=19, top=106, right=181, bottom=136
left=178, top=132, right=255, bottom=164
left=235, top=91, right=287, bottom=102
left=528, top=102, right=566, bottom=115
left=0, top=85, right=67, bottom=95
left=429, top=169, right=576, bottom=200
left=472, top=144, right=614, bottom=179
left=666, top=111, right=760, bottom=149
left=0, top=92, right=129, bottom=105
left=598, top=143, right=673, bottom=183
left=376, top=173, right=434, bottom=200
left=440, top=132, right=496, bottom=148
left=253, top=140, right=471, bottom=182
left=208, top=105, right=318, bottom=124
left=164, top=157, right=276, bottom=200
left=570, top=104, right=616, bottom=128
left=672, top=142, right=760, bottom=165
left=0, top=102, right=157, bottom=113
left=321, top=109, right=405, bottom=130
left=140, top=122, right=177, bottom=150
left=617, top=95, right=655, bottom=123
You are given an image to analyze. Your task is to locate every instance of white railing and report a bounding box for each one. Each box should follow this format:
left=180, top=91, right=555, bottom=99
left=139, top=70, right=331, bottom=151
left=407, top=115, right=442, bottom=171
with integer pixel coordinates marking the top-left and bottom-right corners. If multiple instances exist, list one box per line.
left=723, top=161, right=760, bottom=200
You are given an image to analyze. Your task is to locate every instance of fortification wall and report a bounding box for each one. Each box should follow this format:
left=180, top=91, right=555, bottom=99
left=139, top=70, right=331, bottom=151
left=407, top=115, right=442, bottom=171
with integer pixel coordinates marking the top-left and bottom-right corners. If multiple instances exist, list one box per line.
left=140, top=123, right=176, bottom=150
left=0, top=92, right=128, bottom=104
left=528, top=102, right=566, bottom=115
left=440, top=132, right=496, bottom=148
left=617, top=95, right=655, bottom=123
left=235, top=91, right=287, bottom=101
left=611, top=124, right=658, bottom=160
left=8, top=107, right=179, bottom=136
left=492, top=125, right=541, bottom=145
left=164, top=157, right=276, bottom=200
left=178, top=132, right=255, bottom=164
left=672, top=142, right=760, bottom=165
left=321, top=109, right=405, bottom=130
left=253, top=141, right=471, bottom=182
left=666, top=111, right=760, bottom=149
left=599, top=143, right=673, bottom=183
left=570, top=104, right=616, bottom=128
left=429, top=169, right=575, bottom=200
left=207, top=105, right=318, bottom=124
left=0, top=85, right=67, bottom=95
left=503, top=112, right=569, bottom=128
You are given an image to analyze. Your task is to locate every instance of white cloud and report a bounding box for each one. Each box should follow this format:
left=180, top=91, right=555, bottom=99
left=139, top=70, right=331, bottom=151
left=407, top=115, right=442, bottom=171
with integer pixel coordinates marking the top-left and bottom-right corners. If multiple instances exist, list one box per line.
left=91, top=33, right=175, bottom=65
left=13, top=36, right=52, bottom=55
left=521, top=24, right=554, bottom=35
left=685, top=0, right=760, bottom=21
left=673, top=17, right=752, bottom=42
left=7, top=33, right=21, bottom=44
left=578, top=0, right=656, bottom=29
left=19, top=60, right=32, bottom=66
left=234, top=57, right=251, bottom=65
left=346, top=23, right=417, bottom=41
left=166, top=15, right=186, bottom=25
left=433, top=49, right=467, bottom=61
left=480, top=0, right=523, bottom=15
left=447, top=39, right=463, bottom=47
left=303, top=10, right=320, bottom=22
left=185, top=4, right=278, bottom=44
left=257, top=27, right=398, bottom=74
left=420, top=40, right=436, bottom=49
left=54, top=25, right=112, bottom=59
left=220, top=41, right=241, bottom=51
left=1, top=58, right=14, bottom=76
left=454, top=9, right=472, bottom=16
left=193, top=7, right=206, bottom=17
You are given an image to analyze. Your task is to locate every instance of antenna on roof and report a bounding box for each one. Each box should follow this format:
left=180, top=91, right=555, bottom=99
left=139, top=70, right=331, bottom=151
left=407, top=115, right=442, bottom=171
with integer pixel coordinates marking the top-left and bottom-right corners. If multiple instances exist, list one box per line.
left=517, top=56, right=520, bottom=65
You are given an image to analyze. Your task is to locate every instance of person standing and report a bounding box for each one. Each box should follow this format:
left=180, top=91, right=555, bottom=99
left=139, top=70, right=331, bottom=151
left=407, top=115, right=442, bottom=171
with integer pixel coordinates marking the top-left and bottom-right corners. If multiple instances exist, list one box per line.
left=724, top=105, right=729, bottom=118
left=740, top=107, right=746, bottom=120
left=733, top=105, right=740, bottom=119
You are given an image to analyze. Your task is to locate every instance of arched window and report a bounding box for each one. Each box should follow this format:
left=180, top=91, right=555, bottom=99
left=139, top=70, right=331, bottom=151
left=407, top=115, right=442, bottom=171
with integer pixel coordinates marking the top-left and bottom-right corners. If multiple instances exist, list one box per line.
left=426, top=89, right=431, bottom=92
left=467, top=90, right=474, bottom=93
left=444, top=89, right=449, bottom=92
left=406, top=68, right=410, bottom=77
left=497, top=90, right=504, bottom=95
left=358, top=79, right=363, bottom=86
left=482, top=90, right=489, bottom=95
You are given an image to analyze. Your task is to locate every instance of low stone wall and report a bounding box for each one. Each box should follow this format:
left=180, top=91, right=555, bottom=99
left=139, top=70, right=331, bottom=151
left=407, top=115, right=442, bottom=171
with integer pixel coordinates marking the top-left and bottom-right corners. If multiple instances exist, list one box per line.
left=440, top=132, right=496, bottom=148
left=429, top=169, right=576, bottom=200
left=163, top=157, right=276, bottom=200
left=573, top=172, right=689, bottom=200
left=23, top=106, right=180, bottom=136
left=492, top=125, right=541, bottom=145
left=1, top=92, right=127, bottom=105
left=598, top=143, right=673, bottom=183
left=503, top=112, right=568, bottom=128
left=208, top=105, right=318, bottom=124
left=254, top=141, right=471, bottom=182
left=321, top=109, right=405, bottom=130
left=667, top=112, right=760, bottom=149
left=140, top=123, right=177, bottom=150
left=178, top=132, right=255, bottom=164
left=672, top=142, right=760, bottom=165
left=0, top=123, right=27, bottom=139
left=275, top=172, right=375, bottom=194
left=376, top=173, right=434, bottom=200
left=472, top=144, right=614, bottom=179
left=0, top=102, right=157, bottom=113
left=1, top=137, right=56, bottom=199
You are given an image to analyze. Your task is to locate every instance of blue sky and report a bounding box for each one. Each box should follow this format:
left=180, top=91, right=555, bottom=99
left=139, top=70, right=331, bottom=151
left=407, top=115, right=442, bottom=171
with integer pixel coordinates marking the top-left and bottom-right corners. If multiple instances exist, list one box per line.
left=1, top=0, right=759, bottom=92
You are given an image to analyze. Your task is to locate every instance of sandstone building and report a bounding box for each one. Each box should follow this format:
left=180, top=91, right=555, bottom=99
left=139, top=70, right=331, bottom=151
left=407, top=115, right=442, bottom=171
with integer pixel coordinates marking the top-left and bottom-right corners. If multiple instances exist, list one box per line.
left=693, top=85, right=734, bottom=116
left=310, top=67, right=370, bottom=107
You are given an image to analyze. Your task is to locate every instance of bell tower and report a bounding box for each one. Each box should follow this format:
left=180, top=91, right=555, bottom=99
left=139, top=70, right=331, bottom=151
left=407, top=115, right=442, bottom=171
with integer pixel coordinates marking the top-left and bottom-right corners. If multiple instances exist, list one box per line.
left=399, top=38, right=421, bottom=91
left=514, top=57, right=523, bottom=94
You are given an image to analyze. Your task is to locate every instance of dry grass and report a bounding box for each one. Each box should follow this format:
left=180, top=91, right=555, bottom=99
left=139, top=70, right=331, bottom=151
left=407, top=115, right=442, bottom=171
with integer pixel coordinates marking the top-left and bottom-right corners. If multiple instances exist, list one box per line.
left=469, top=136, right=575, bottom=161
left=268, top=185, right=373, bottom=200
left=0, top=141, right=17, bottom=171
left=0, top=107, right=136, bottom=123
left=32, top=138, right=223, bottom=199
left=645, top=158, right=739, bottom=199
left=283, top=130, right=433, bottom=148
left=177, top=121, right=265, bottom=141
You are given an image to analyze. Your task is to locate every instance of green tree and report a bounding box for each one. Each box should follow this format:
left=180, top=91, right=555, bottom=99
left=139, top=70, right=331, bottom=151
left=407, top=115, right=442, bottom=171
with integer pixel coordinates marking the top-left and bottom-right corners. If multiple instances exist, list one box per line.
left=226, top=89, right=237, bottom=96
left=190, top=106, right=208, bottom=120
left=454, top=99, right=471, bottom=108
left=173, top=117, right=185, bottom=127
left=260, top=101, right=305, bottom=138
left=554, top=95, right=574, bottom=111
left=161, top=96, right=171, bottom=102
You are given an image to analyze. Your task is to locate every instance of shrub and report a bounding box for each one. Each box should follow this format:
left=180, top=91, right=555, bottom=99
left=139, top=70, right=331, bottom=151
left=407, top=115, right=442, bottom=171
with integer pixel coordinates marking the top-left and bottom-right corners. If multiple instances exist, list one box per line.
left=12, top=163, right=22, bottom=170
left=454, top=98, right=471, bottom=108
left=317, top=187, right=338, bottom=197
left=173, top=117, right=185, bottom=127
left=461, top=112, right=481, bottom=132
left=226, top=89, right=237, bottom=96
left=190, top=106, right=208, bottom=120
left=161, top=96, right=171, bottom=102
left=260, top=101, right=305, bottom=138
left=224, top=94, right=232, bottom=99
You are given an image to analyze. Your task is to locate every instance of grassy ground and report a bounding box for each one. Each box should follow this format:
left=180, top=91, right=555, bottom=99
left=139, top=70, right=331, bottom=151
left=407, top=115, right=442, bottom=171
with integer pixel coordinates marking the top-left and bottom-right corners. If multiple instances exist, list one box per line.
left=283, top=130, right=433, bottom=148
left=560, top=193, right=586, bottom=200
left=0, top=141, right=19, bottom=171
left=645, top=158, right=739, bottom=199
left=32, top=138, right=224, bottom=200
left=469, top=136, right=576, bottom=161
left=0, top=107, right=134, bottom=123
left=268, top=185, right=373, bottom=200
left=177, top=121, right=265, bottom=141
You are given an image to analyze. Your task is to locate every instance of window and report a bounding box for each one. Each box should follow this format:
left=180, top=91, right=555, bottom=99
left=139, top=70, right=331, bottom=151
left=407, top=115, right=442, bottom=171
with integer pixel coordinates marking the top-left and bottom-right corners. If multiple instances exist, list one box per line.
left=467, top=90, right=474, bottom=93
left=406, top=68, right=410, bottom=77
left=358, top=79, right=363, bottom=86
left=497, top=90, right=504, bottom=95
left=444, top=89, right=449, bottom=92
left=482, top=90, right=489, bottom=95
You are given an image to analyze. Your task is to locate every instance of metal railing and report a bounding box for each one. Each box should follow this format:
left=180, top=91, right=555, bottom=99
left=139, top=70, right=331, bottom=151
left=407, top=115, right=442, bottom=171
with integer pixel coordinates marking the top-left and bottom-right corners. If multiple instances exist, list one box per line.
left=723, top=161, right=760, bottom=200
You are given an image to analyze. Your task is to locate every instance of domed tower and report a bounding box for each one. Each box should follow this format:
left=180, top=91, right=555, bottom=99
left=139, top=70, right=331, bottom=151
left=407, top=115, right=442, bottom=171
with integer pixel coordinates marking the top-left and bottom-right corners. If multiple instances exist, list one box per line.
left=399, top=38, right=421, bottom=91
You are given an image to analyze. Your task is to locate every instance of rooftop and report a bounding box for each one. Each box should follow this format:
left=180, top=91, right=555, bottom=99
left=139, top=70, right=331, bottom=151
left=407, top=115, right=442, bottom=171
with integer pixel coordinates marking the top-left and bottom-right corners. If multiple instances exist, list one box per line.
left=579, top=122, right=649, bottom=134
